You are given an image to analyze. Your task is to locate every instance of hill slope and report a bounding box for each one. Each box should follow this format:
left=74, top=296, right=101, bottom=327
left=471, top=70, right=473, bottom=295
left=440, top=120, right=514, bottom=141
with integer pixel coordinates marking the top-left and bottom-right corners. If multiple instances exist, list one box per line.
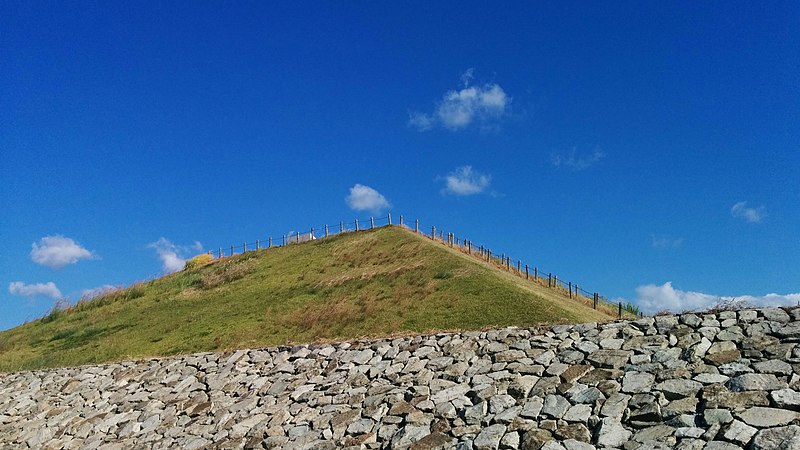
left=0, top=226, right=616, bottom=372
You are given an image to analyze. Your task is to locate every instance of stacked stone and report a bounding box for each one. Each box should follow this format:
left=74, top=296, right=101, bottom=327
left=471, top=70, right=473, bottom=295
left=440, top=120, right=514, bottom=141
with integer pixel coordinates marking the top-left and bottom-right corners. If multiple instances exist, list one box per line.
left=2, top=307, right=800, bottom=449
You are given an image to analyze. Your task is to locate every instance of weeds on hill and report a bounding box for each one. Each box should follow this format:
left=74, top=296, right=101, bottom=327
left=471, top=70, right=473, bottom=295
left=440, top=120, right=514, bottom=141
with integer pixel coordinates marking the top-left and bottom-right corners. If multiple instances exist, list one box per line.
left=623, top=302, right=640, bottom=316
left=185, top=253, right=214, bottom=270
left=705, top=297, right=752, bottom=313
left=199, top=257, right=256, bottom=289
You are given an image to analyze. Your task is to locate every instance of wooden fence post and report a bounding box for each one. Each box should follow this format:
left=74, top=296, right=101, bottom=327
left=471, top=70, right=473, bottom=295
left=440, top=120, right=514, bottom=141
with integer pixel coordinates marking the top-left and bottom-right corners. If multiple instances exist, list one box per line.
left=256, top=240, right=260, bottom=251
left=219, top=247, right=222, bottom=258
left=282, top=235, right=286, bottom=246
left=268, top=237, right=272, bottom=248
left=340, top=221, right=344, bottom=233
left=431, top=226, right=436, bottom=239
left=534, top=267, right=538, bottom=280
left=619, top=302, right=622, bottom=318
left=569, top=282, right=572, bottom=299
left=310, top=227, right=314, bottom=239
left=548, top=273, right=552, bottom=287
left=231, top=245, right=235, bottom=256
left=415, top=219, right=419, bottom=233
left=355, top=219, right=359, bottom=231
left=517, top=260, right=521, bottom=274
left=388, top=213, right=392, bottom=225
left=324, top=224, right=329, bottom=237
left=399, top=215, right=403, bottom=226
left=295, top=233, right=299, bottom=244
left=525, top=264, right=529, bottom=279
left=593, top=293, right=598, bottom=310
left=468, top=241, right=471, bottom=254
left=370, top=217, right=374, bottom=229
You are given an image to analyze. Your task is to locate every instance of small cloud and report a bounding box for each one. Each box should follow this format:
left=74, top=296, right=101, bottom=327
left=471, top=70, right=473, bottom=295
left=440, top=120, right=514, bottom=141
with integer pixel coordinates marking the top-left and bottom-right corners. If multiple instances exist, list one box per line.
left=551, top=148, right=605, bottom=171
left=148, top=238, right=202, bottom=273
left=460, top=67, right=474, bottom=87
left=409, top=69, right=511, bottom=131
left=651, top=234, right=685, bottom=249
left=8, top=281, right=62, bottom=300
left=441, top=166, right=491, bottom=196
left=345, top=184, right=390, bottom=213
left=731, top=201, right=765, bottom=223
left=81, top=284, right=117, bottom=300
left=30, top=236, right=96, bottom=269
left=633, top=281, right=800, bottom=315
left=408, top=112, right=434, bottom=131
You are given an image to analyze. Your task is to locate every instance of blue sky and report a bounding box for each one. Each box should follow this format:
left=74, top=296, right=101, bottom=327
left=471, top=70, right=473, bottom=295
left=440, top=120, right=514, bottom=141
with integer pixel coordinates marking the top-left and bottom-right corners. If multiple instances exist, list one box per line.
left=2, top=2, right=798, bottom=330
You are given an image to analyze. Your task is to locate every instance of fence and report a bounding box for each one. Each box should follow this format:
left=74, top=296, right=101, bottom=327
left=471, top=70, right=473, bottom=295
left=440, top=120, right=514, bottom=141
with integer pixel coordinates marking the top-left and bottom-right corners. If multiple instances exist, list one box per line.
left=206, top=213, right=631, bottom=318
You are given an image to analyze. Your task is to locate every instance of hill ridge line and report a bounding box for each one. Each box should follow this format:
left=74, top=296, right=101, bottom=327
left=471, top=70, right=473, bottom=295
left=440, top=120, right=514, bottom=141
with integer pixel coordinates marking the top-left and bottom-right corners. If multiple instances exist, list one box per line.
left=204, top=213, right=620, bottom=315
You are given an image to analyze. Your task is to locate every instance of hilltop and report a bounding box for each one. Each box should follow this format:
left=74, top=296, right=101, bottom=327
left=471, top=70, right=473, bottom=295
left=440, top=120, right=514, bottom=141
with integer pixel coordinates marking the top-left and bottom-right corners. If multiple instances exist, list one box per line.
left=0, top=226, right=621, bottom=372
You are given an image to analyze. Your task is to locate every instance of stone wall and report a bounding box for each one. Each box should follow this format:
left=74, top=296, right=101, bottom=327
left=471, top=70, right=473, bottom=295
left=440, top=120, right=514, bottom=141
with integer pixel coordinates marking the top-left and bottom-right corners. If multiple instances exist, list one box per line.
left=2, top=307, right=800, bottom=450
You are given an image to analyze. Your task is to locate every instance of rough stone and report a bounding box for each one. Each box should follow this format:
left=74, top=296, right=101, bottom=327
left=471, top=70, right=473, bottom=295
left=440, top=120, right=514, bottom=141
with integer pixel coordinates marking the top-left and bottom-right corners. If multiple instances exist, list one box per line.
left=761, top=308, right=791, bottom=323
left=703, top=409, right=733, bottom=426
left=409, top=431, right=454, bottom=450
left=587, top=349, right=632, bottom=368
left=595, top=417, right=632, bottom=447
left=473, top=424, right=506, bottom=450
left=722, top=420, right=757, bottom=446
left=751, top=425, right=800, bottom=450
left=622, top=371, right=655, bottom=394
left=655, top=379, right=703, bottom=400
left=727, top=374, right=788, bottom=392
left=737, top=407, right=799, bottom=428
left=562, top=404, right=592, bottom=423
left=771, top=389, right=800, bottom=410
left=520, top=429, right=552, bottom=450
left=554, top=423, right=590, bottom=442
left=541, top=395, right=570, bottom=419
left=600, top=393, right=630, bottom=419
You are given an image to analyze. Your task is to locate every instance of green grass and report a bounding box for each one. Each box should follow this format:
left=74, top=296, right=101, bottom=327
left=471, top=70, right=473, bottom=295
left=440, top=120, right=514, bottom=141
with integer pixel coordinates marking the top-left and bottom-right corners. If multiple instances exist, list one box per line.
left=0, top=226, right=617, bottom=372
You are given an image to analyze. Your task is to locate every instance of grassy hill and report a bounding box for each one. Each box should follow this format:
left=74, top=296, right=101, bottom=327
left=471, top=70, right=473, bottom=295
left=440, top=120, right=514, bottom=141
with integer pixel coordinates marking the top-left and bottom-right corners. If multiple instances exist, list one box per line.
left=0, top=226, right=621, bottom=372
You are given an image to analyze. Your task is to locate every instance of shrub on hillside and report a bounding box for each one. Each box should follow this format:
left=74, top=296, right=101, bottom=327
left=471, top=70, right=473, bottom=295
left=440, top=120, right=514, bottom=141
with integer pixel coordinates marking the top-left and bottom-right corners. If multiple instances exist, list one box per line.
left=185, top=253, right=214, bottom=270
left=624, top=302, right=641, bottom=316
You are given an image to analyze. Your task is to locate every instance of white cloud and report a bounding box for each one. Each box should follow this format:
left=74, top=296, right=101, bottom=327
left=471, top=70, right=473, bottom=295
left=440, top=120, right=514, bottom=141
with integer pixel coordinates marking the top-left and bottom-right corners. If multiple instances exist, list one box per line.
left=409, top=69, right=511, bottom=131
left=551, top=149, right=605, bottom=171
left=408, top=112, right=434, bottom=131
left=460, top=68, right=474, bottom=87
left=345, top=184, right=390, bottom=213
left=731, top=201, right=765, bottom=223
left=634, top=281, right=800, bottom=315
left=30, top=236, right=96, bottom=269
left=81, top=284, right=117, bottom=300
left=148, top=238, right=202, bottom=273
left=441, top=166, right=491, bottom=196
left=651, top=235, right=685, bottom=249
left=8, top=281, right=62, bottom=299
